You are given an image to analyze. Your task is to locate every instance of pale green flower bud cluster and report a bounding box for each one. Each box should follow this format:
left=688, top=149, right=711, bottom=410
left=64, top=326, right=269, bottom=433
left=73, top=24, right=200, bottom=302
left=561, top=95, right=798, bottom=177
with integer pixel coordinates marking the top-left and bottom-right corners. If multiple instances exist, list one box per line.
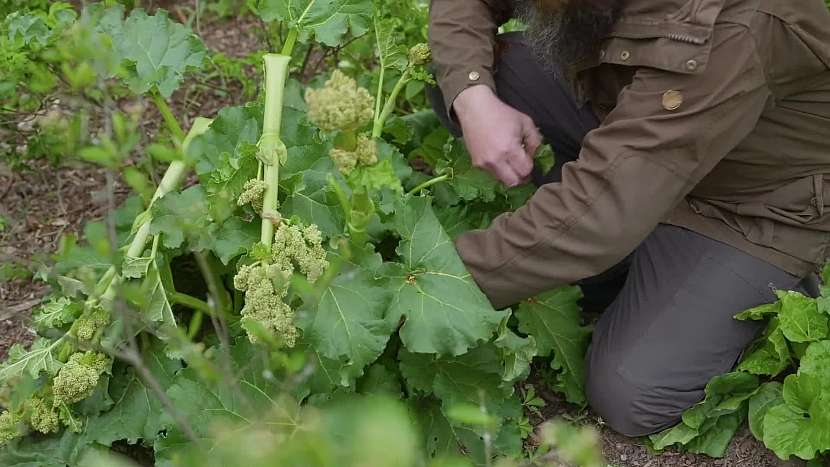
left=305, top=70, right=374, bottom=132
left=238, top=179, right=267, bottom=212
left=408, top=43, right=432, bottom=66
left=52, top=351, right=111, bottom=407
left=233, top=263, right=296, bottom=346
left=0, top=411, right=21, bottom=444
left=28, top=397, right=59, bottom=434
left=73, top=306, right=109, bottom=342
left=233, top=222, right=328, bottom=346
left=272, top=223, right=328, bottom=282
left=329, top=134, right=378, bottom=175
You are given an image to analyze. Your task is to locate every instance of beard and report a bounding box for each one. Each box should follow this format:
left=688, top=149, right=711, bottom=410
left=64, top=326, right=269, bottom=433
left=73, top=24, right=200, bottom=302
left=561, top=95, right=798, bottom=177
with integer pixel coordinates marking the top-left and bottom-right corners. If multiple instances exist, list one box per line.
left=514, top=0, right=622, bottom=76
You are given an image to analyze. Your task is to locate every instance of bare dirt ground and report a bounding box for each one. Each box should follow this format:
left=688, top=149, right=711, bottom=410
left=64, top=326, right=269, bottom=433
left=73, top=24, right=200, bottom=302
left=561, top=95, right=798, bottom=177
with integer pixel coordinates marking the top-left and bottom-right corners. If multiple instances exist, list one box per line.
left=533, top=384, right=794, bottom=467
left=0, top=5, right=805, bottom=467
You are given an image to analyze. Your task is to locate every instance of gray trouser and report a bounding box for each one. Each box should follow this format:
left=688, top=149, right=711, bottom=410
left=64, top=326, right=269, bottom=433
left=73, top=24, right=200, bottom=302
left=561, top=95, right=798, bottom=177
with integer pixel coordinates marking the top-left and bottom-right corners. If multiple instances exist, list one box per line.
left=428, top=32, right=815, bottom=436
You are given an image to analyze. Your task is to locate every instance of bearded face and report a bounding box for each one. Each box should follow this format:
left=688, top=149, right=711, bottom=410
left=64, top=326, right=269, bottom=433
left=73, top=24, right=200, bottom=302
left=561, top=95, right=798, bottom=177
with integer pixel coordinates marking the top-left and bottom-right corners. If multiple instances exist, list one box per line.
left=515, top=0, right=622, bottom=75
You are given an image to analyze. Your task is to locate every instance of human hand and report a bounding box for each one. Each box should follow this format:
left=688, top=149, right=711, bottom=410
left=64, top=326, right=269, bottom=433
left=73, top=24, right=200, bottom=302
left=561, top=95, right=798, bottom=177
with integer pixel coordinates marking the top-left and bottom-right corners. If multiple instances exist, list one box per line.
left=453, top=85, right=542, bottom=187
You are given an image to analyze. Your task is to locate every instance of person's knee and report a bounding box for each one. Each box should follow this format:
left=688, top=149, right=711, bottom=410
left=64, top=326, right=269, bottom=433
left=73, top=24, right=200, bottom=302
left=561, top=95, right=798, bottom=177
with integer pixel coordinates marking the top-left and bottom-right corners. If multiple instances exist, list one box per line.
left=584, top=356, right=683, bottom=437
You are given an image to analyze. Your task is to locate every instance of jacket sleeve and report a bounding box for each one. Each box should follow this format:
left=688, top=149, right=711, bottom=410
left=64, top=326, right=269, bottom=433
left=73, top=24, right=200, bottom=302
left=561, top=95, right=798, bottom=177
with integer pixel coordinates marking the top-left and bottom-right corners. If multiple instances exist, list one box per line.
left=455, top=24, right=773, bottom=309
left=428, top=0, right=513, bottom=113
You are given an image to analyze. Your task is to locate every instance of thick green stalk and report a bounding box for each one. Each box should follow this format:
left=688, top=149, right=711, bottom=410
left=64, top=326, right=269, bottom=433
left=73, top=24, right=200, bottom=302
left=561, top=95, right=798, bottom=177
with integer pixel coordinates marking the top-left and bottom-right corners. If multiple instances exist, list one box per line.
left=373, top=66, right=386, bottom=132
left=171, top=292, right=212, bottom=315
left=92, top=119, right=212, bottom=305
left=124, top=117, right=212, bottom=259
left=259, top=54, right=291, bottom=246
left=372, top=68, right=411, bottom=139
left=152, top=92, right=186, bottom=143
left=194, top=251, right=231, bottom=315
left=406, top=173, right=450, bottom=197
left=281, top=28, right=298, bottom=56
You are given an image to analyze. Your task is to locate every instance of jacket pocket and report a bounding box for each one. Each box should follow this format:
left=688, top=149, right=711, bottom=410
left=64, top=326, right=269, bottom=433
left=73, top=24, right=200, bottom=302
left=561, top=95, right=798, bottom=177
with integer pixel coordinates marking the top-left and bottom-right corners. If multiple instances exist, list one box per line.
left=692, top=174, right=827, bottom=228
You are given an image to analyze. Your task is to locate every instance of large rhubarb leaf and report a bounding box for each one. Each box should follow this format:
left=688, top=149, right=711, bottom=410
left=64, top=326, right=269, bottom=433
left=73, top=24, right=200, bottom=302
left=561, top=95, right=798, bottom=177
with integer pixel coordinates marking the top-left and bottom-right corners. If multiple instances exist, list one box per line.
left=516, top=286, right=589, bottom=405
left=385, top=196, right=506, bottom=356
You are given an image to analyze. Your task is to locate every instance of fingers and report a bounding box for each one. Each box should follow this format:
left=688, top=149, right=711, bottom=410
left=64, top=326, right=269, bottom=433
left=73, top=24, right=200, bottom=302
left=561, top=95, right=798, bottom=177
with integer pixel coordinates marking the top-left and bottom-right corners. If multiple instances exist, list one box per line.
left=471, top=143, right=532, bottom=187
left=469, top=145, right=523, bottom=186
left=492, top=162, right=522, bottom=187
left=521, top=116, right=543, bottom=158
left=507, top=148, right=533, bottom=181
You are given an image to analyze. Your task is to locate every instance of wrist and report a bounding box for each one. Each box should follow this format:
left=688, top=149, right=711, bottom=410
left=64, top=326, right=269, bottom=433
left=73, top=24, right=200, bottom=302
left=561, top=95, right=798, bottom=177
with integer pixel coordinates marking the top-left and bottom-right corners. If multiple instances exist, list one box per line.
left=452, top=85, right=496, bottom=116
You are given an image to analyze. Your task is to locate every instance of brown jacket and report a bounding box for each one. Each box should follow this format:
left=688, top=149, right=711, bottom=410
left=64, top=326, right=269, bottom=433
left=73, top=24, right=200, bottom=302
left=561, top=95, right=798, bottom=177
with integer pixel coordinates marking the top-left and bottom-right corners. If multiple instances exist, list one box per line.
left=430, top=0, right=830, bottom=308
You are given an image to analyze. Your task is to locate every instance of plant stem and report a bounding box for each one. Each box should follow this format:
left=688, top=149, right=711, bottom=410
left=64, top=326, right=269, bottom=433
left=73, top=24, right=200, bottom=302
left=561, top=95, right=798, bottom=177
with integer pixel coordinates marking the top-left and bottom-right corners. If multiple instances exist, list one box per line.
left=152, top=92, right=185, bottom=143
left=92, top=119, right=211, bottom=312
left=259, top=54, right=291, bottom=246
left=187, top=311, right=203, bottom=340
left=126, top=117, right=212, bottom=261
left=281, top=28, right=299, bottom=57
left=372, top=68, right=410, bottom=138
left=170, top=292, right=212, bottom=315
left=406, top=173, right=450, bottom=197
left=194, top=251, right=230, bottom=315
left=373, top=66, right=385, bottom=133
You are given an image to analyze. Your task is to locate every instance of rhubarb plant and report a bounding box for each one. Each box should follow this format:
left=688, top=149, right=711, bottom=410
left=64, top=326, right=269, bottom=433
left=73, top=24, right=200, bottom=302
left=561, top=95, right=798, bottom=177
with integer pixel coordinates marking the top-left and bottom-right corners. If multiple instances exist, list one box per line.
left=0, top=2, right=594, bottom=466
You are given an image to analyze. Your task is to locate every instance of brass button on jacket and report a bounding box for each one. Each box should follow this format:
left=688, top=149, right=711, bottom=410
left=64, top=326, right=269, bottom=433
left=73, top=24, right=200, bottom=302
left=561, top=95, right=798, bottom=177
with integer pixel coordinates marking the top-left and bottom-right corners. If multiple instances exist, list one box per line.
left=662, top=90, right=684, bottom=111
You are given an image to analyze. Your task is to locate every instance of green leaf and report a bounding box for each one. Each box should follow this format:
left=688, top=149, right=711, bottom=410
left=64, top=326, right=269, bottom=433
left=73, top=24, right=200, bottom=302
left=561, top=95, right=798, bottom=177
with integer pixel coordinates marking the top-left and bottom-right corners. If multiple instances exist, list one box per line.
left=798, top=340, right=830, bottom=379
left=190, top=105, right=262, bottom=178
left=121, top=254, right=153, bottom=279
left=516, top=287, right=590, bottom=405
left=685, top=411, right=744, bottom=458
left=493, top=318, right=537, bottom=384
left=205, top=143, right=259, bottom=221
left=141, top=261, right=176, bottom=325
left=446, top=403, right=499, bottom=428
left=280, top=145, right=346, bottom=237
left=31, top=298, right=82, bottom=331
left=150, top=186, right=212, bottom=250
left=399, top=344, right=519, bottom=455
left=0, top=338, right=63, bottom=383
left=207, top=217, right=260, bottom=265
left=410, top=390, right=514, bottom=465
left=777, top=291, right=828, bottom=343
left=105, top=9, right=206, bottom=97
left=386, top=197, right=507, bottom=356
left=748, top=382, right=783, bottom=441
left=650, top=422, right=700, bottom=450
left=737, top=317, right=791, bottom=376
left=756, top=343, right=830, bottom=458
left=429, top=346, right=510, bottom=410
left=650, top=372, right=759, bottom=455
left=347, top=159, right=403, bottom=194
left=0, top=429, right=89, bottom=467
left=735, top=301, right=781, bottom=321
left=156, top=340, right=287, bottom=461
left=297, top=263, right=395, bottom=382
left=6, top=13, right=52, bottom=46
left=258, top=0, right=373, bottom=47
left=374, top=16, right=408, bottom=72
left=83, top=343, right=182, bottom=446
left=762, top=383, right=830, bottom=462
left=533, top=145, right=555, bottom=175
left=357, top=362, right=402, bottom=396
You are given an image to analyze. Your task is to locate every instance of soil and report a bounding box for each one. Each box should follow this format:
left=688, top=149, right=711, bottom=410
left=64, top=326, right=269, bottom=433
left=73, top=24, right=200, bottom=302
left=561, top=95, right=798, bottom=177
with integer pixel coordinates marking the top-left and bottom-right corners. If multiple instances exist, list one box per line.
left=0, top=4, right=808, bottom=467
left=532, top=383, right=799, bottom=467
